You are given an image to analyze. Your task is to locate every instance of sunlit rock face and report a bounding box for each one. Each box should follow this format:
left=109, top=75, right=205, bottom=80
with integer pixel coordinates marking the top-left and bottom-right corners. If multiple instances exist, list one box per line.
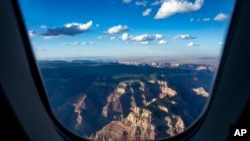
left=94, top=107, right=155, bottom=141
left=90, top=80, right=187, bottom=140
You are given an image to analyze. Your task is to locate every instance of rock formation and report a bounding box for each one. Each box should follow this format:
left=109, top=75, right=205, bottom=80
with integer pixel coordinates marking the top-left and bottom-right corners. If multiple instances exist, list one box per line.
left=94, top=107, right=155, bottom=140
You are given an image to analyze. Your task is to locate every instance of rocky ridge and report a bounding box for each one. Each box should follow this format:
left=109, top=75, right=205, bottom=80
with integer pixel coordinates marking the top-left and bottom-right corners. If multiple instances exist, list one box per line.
left=90, top=79, right=185, bottom=140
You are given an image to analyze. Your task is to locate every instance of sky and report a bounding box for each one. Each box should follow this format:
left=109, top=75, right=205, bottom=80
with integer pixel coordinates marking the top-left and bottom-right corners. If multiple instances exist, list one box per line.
left=18, top=0, right=235, bottom=60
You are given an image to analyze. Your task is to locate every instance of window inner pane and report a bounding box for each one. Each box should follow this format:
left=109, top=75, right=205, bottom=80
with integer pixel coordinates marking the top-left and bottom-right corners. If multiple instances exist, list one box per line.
left=18, top=0, right=235, bottom=140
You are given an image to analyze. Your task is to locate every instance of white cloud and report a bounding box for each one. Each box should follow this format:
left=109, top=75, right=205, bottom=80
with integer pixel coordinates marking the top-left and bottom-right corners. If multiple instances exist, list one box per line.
left=132, top=34, right=155, bottom=42
left=43, top=35, right=61, bottom=39
left=89, top=42, right=94, bottom=45
left=132, top=34, right=163, bottom=41
left=64, top=42, right=80, bottom=45
left=40, top=25, right=47, bottom=29
left=187, top=42, right=198, bottom=47
left=110, top=36, right=116, bottom=40
left=41, top=20, right=93, bottom=37
left=151, top=0, right=163, bottom=6
left=97, top=36, right=102, bottom=39
left=119, top=33, right=163, bottom=43
left=214, top=13, right=228, bottom=21
left=120, top=33, right=130, bottom=40
left=142, top=8, right=152, bottom=16
left=140, top=41, right=149, bottom=45
left=65, top=21, right=93, bottom=30
left=191, top=17, right=210, bottom=22
left=203, top=18, right=210, bottom=22
left=63, top=42, right=95, bottom=45
left=106, top=25, right=129, bottom=34
left=155, top=34, right=163, bottom=40
left=82, top=42, right=94, bottom=45
left=158, top=39, right=167, bottom=44
left=28, top=30, right=37, bottom=37
left=154, top=0, right=204, bottom=19
left=123, top=0, right=132, bottom=4
left=96, top=24, right=100, bottom=27
left=174, top=34, right=196, bottom=40
left=73, top=42, right=80, bottom=45
left=135, top=0, right=147, bottom=6
left=192, top=87, right=209, bottom=97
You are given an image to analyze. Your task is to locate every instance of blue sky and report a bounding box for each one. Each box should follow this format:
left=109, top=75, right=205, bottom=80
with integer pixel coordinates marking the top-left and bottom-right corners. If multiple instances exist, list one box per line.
left=18, top=0, right=235, bottom=60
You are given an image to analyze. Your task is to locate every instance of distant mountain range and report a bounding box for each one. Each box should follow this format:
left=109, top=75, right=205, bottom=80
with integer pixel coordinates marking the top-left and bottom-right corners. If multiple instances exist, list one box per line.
left=39, top=60, right=214, bottom=140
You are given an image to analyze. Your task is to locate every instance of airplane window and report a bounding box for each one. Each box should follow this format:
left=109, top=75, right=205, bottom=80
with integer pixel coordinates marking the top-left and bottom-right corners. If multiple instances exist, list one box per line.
left=18, top=0, right=235, bottom=140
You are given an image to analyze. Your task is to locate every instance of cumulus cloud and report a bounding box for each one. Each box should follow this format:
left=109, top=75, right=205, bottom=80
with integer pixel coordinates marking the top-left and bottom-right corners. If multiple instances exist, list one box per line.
left=158, top=39, right=167, bottom=44
left=132, top=34, right=157, bottom=42
left=132, top=34, right=163, bottom=44
left=63, top=42, right=80, bottom=45
left=120, top=33, right=131, bottom=40
left=192, top=87, right=209, bottom=97
left=44, top=35, right=61, bottom=39
left=140, top=41, right=149, bottom=45
left=142, top=8, right=152, bottom=16
left=28, top=30, right=37, bottom=37
left=118, top=33, right=163, bottom=44
left=64, top=41, right=94, bottom=45
left=97, top=36, right=102, bottom=39
left=123, top=0, right=132, bottom=4
left=214, top=13, right=228, bottom=21
left=82, top=41, right=94, bottom=45
left=73, top=42, right=80, bottom=45
left=106, top=25, right=129, bottom=34
left=40, top=25, right=47, bottom=29
left=187, top=42, right=198, bottom=47
left=151, top=0, right=163, bottom=6
left=154, top=0, right=204, bottom=19
left=135, top=0, right=147, bottom=6
left=155, top=34, right=163, bottom=39
left=174, top=34, right=196, bottom=40
left=110, top=36, right=116, bottom=40
left=203, top=18, right=210, bottom=22
left=41, top=21, right=93, bottom=37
